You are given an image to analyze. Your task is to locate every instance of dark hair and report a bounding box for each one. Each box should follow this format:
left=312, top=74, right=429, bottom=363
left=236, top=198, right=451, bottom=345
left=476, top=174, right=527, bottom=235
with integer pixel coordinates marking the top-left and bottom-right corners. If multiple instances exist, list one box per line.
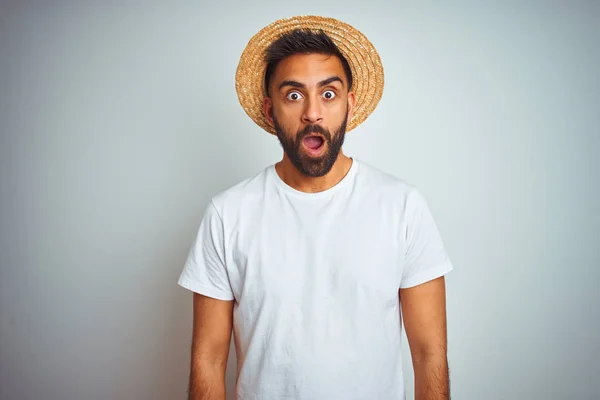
left=263, top=29, right=353, bottom=96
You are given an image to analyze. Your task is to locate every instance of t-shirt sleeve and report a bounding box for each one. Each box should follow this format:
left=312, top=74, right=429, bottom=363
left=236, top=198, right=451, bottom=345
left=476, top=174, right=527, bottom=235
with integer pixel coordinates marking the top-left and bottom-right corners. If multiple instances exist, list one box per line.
left=177, top=200, right=235, bottom=301
left=400, top=187, right=454, bottom=289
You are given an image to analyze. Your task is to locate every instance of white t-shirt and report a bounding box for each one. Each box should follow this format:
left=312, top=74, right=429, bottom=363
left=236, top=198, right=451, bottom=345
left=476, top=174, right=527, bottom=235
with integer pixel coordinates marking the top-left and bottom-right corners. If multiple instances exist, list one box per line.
left=178, top=159, right=453, bottom=400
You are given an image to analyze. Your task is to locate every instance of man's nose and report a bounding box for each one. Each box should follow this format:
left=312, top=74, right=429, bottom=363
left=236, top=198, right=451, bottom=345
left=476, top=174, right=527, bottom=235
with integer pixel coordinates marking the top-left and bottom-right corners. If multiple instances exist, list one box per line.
left=301, top=96, right=323, bottom=125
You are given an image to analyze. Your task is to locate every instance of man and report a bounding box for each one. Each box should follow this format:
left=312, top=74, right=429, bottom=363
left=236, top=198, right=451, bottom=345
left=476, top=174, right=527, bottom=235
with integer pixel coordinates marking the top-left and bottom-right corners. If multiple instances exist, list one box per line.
left=178, top=15, right=453, bottom=400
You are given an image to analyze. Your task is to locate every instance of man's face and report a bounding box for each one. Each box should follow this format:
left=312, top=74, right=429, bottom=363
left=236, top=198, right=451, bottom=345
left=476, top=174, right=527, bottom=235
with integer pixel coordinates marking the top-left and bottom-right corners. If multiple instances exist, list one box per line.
left=264, top=53, right=355, bottom=177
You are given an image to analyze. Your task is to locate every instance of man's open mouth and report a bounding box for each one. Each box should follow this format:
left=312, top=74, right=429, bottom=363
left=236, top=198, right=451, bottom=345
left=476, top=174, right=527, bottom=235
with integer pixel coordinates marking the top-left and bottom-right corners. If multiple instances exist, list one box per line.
left=303, top=134, right=325, bottom=150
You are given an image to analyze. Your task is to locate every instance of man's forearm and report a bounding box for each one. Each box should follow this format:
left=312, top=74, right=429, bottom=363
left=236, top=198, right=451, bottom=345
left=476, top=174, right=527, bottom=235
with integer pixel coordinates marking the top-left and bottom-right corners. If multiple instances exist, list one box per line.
left=413, top=354, right=450, bottom=400
left=188, top=362, right=227, bottom=400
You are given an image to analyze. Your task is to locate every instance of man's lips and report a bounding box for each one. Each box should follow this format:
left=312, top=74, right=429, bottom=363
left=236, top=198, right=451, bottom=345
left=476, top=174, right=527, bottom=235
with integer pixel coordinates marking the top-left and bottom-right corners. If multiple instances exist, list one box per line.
left=301, top=133, right=326, bottom=157
left=303, top=134, right=325, bottom=150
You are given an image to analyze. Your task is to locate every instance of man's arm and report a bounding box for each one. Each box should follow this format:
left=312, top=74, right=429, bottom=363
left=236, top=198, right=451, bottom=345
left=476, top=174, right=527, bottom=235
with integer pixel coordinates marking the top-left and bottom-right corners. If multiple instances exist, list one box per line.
left=400, top=276, right=450, bottom=400
left=188, top=292, right=234, bottom=400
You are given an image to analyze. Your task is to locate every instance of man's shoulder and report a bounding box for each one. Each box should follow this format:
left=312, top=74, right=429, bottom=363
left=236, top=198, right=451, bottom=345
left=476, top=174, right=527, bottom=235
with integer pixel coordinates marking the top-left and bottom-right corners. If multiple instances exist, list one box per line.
left=209, top=165, right=272, bottom=212
left=355, top=160, right=435, bottom=219
left=355, top=159, right=415, bottom=197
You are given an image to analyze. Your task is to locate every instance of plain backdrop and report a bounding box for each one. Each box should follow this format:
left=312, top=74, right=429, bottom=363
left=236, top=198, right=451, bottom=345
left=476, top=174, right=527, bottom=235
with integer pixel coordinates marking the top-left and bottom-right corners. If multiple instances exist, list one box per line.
left=1, top=1, right=599, bottom=399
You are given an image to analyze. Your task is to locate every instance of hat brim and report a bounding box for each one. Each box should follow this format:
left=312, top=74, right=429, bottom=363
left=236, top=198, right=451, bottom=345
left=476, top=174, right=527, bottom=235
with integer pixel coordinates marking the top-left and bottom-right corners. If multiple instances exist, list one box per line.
left=235, top=15, right=384, bottom=135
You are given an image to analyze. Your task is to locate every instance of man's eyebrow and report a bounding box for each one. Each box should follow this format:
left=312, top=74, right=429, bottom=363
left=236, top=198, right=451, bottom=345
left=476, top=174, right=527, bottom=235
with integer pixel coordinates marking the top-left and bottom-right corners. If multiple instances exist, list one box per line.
left=278, top=76, right=344, bottom=91
left=318, top=76, right=344, bottom=88
left=278, top=80, right=306, bottom=90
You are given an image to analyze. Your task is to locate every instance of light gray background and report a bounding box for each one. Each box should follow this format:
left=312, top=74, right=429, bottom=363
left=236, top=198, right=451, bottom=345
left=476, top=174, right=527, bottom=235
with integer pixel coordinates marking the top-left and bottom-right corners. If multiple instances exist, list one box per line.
left=1, top=1, right=599, bottom=399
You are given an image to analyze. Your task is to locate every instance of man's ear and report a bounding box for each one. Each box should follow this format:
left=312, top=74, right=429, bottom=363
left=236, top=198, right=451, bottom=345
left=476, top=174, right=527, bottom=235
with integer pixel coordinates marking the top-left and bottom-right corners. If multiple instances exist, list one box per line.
left=263, top=97, right=274, bottom=128
left=347, top=91, right=356, bottom=121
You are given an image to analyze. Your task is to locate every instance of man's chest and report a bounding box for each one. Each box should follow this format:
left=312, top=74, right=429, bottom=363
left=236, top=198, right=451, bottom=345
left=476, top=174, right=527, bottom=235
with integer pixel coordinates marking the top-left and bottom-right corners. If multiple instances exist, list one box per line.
left=224, top=205, right=405, bottom=306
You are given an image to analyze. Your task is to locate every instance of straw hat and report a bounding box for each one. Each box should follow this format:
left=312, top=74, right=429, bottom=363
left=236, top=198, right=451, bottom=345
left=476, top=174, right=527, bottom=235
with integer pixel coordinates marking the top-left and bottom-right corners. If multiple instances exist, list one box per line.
left=235, top=15, right=384, bottom=135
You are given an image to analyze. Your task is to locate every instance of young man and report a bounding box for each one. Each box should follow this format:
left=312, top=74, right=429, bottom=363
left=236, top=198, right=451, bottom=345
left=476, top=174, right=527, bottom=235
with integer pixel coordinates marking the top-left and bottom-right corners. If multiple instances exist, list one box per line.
left=178, top=15, right=453, bottom=400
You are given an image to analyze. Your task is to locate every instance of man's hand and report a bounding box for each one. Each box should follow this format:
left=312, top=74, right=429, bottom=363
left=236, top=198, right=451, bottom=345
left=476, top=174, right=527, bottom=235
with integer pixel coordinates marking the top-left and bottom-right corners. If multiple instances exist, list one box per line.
left=400, top=276, right=450, bottom=400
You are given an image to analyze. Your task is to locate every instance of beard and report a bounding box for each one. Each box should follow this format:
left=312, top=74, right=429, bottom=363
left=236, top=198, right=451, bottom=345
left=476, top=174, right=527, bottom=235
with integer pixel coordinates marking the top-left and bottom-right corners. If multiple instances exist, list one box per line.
left=273, top=110, right=348, bottom=178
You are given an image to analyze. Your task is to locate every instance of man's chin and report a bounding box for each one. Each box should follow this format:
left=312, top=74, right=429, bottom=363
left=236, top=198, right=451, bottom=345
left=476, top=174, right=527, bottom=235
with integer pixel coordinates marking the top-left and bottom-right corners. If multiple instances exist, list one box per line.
left=299, top=148, right=328, bottom=161
left=295, top=154, right=337, bottom=177
left=297, top=147, right=330, bottom=163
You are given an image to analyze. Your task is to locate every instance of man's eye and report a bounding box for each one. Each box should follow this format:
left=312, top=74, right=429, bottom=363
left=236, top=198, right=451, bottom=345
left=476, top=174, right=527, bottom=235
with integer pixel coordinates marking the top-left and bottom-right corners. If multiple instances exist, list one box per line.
left=286, top=91, right=303, bottom=101
left=323, top=90, right=336, bottom=100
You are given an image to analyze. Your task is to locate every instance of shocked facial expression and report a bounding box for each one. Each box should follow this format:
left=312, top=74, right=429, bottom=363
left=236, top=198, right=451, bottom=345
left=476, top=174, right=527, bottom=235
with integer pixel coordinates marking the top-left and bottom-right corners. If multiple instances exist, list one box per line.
left=264, top=53, right=355, bottom=177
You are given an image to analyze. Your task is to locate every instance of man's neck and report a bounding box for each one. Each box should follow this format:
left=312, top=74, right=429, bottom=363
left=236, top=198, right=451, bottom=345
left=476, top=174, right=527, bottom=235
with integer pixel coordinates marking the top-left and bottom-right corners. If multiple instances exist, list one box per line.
left=275, top=152, right=353, bottom=193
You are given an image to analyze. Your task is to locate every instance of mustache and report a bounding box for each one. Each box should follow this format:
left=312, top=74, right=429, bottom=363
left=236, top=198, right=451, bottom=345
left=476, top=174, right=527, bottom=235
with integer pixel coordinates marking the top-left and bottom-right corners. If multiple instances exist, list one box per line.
left=297, top=124, right=331, bottom=141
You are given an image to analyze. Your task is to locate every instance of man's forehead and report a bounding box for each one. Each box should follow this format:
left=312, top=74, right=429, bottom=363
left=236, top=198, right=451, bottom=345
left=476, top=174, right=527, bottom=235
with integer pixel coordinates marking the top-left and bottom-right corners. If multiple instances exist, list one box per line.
left=271, top=53, right=347, bottom=85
